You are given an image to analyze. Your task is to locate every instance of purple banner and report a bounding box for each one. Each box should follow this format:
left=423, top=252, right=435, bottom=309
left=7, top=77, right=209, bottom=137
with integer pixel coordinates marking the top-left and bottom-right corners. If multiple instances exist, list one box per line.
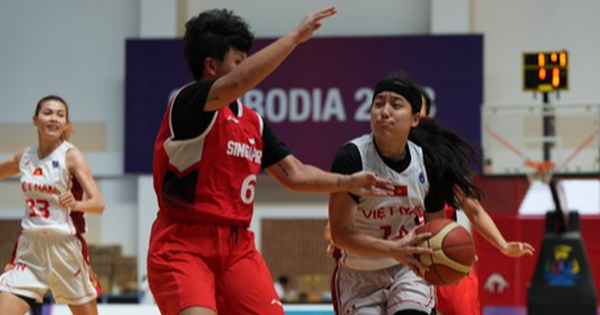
left=125, top=35, right=483, bottom=173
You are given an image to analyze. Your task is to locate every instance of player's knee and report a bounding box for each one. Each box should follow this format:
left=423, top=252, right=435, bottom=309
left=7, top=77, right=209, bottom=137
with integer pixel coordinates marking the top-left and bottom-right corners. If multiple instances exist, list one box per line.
left=393, top=310, right=430, bottom=315
left=1, top=293, right=36, bottom=312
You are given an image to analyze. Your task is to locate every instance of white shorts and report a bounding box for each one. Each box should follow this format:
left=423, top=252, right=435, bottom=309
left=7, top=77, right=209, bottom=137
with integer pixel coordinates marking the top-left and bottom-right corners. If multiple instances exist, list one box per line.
left=332, top=263, right=435, bottom=315
left=0, top=233, right=100, bottom=305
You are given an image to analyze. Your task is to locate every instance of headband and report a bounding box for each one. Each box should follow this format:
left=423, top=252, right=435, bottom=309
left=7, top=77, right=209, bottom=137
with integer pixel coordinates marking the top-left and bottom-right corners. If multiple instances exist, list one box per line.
left=372, top=79, right=422, bottom=113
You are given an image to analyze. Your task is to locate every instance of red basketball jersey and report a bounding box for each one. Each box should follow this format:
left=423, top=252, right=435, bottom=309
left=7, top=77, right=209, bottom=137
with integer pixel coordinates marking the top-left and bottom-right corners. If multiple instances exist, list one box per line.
left=153, top=96, right=264, bottom=226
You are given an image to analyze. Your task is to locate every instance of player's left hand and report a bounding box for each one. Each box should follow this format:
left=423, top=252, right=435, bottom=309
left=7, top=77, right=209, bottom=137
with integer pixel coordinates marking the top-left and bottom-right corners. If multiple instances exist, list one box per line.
left=341, top=171, right=395, bottom=197
left=292, top=7, right=337, bottom=44
left=500, top=241, right=535, bottom=257
left=59, top=191, right=77, bottom=209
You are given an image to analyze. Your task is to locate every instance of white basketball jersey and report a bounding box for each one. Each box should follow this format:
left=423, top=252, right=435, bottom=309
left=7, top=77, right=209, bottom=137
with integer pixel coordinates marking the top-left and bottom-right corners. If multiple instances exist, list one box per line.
left=340, top=134, right=430, bottom=270
left=19, top=141, right=86, bottom=236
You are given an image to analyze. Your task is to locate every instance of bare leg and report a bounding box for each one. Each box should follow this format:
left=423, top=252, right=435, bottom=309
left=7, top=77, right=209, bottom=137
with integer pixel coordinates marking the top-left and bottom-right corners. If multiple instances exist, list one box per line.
left=0, top=292, right=31, bottom=315
left=68, top=299, right=98, bottom=315
left=180, top=306, right=218, bottom=315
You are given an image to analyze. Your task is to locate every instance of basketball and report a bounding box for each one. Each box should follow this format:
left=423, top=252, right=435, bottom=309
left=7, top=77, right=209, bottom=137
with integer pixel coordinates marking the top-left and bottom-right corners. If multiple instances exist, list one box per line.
left=415, top=219, right=476, bottom=286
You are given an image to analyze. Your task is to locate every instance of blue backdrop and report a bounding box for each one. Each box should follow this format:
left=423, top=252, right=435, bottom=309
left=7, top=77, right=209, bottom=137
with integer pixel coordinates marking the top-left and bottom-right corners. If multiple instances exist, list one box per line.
left=125, top=35, right=483, bottom=173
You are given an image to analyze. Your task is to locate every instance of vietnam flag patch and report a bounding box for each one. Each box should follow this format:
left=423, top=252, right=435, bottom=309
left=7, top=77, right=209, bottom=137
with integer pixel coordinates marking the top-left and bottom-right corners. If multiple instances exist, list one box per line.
left=394, top=185, right=408, bottom=197
left=33, top=168, right=43, bottom=176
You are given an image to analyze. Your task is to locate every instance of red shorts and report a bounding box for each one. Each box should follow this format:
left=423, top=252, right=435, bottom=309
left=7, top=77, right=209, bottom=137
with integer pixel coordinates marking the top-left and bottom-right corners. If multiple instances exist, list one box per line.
left=147, top=217, right=284, bottom=315
left=436, top=268, right=481, bottom=315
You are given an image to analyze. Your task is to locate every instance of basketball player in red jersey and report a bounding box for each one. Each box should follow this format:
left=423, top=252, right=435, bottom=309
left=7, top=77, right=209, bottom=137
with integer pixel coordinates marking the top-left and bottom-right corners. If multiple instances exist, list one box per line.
left=148, top=7, right=396, bottom=315
left=328, top=75, right=483, bottom=315
left=419, top=89, right=534, bottom=315
left=0, top=95, right=104, bottom=315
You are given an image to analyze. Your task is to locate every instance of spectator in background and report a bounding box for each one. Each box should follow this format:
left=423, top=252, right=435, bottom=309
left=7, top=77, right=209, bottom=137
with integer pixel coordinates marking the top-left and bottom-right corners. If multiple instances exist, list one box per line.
left=274, top=275, right=298, bottom=303
left=274, top=275, right=289, bottom=301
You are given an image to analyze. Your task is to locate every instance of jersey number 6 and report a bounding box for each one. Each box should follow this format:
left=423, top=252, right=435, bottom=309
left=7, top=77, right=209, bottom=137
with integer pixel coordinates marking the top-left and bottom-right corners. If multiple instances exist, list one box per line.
left=241, top=174, right=257, bottom=204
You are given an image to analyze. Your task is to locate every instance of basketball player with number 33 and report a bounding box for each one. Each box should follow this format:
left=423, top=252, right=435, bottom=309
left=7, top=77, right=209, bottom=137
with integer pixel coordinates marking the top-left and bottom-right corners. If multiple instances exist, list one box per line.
left=0, top=95, right=104, bottom=315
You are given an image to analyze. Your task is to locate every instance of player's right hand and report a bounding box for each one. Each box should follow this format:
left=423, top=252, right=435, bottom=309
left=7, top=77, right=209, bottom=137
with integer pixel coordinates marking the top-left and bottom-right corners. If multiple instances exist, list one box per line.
left=59, top=191, right=77, bottom=209
left=292, top=7, right=337, bottom=44
left=389, top=227, right=432, bottom=275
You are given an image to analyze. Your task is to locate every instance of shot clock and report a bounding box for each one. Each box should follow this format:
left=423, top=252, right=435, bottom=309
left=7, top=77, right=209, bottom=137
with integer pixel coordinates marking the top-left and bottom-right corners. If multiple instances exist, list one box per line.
left=523, top=51, right=568, bottom=92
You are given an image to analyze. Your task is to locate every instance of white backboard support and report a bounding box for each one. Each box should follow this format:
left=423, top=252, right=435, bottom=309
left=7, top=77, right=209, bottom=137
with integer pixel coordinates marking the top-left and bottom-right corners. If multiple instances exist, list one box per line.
left=518, top=179, right=600, bottom=215
left=482, top=104, right=600, bottom=175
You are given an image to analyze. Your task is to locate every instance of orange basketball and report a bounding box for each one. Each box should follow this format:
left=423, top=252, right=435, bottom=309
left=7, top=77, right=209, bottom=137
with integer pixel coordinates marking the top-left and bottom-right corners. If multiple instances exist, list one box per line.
left=415, top=219, right=476, bottom=286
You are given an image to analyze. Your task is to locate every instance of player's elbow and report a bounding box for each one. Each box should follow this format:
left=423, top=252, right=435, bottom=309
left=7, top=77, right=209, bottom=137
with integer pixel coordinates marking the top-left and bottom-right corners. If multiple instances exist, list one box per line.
left=330, top=227, right=354, bottom=250
left=91, top=201, right=105, bottom=215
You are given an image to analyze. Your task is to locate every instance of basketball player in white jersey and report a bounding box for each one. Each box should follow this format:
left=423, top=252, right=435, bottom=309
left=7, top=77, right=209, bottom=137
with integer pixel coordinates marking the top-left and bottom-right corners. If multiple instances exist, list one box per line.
left=0, top=95, right=104, bottom=315
left=328, top=75, right=484, bottom=315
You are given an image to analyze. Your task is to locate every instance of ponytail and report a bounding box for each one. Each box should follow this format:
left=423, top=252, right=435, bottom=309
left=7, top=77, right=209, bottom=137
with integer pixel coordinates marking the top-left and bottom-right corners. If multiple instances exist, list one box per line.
left=409, top=118, right=482, bottom=208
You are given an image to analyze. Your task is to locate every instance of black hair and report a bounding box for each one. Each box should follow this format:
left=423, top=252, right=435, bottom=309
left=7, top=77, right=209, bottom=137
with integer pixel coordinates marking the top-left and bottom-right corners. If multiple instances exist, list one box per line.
left=278, top=275, right=289, bottom=285
left=409, top=118, right=482, bottom=207
left=372, top=75, right=422, bottom=114
left=371, top=74, right=482, bottom=206
left=183, top=9, right=254, bottom=80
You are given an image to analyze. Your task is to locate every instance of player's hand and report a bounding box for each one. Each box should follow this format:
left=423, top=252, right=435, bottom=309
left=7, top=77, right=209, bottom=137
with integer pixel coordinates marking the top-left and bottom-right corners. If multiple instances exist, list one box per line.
left=292, top=7, right=337, bottom=44
left=4, top=263, right=14, bottom=272
left=389, top=227, right=432, bottom=275
left=500, top=241, right=535, bottom=257
left=59, top=191, right=77, bottom=209
left=340, top=171, right=395, bottom=197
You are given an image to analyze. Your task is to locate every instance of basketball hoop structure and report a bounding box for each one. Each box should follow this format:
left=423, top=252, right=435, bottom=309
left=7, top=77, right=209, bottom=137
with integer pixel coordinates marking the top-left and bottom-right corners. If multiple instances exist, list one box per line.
left=523, top=51, right=598, bottom=315
left=525, top=160, right=570, bottom=233
left=525, top=161, right=555, bottom=185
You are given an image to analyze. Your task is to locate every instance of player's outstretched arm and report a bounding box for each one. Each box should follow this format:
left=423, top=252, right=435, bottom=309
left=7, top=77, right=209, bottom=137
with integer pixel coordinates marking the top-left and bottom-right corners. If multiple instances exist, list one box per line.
left=59, top=148, right=105, bottom=215
left=205, top=7, right=337, bottom=111
left=457, top=189, right=534, bottom=257
left=0, top=149, right=25, bottom=179
left=265, top=155, right=394, bottom=196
